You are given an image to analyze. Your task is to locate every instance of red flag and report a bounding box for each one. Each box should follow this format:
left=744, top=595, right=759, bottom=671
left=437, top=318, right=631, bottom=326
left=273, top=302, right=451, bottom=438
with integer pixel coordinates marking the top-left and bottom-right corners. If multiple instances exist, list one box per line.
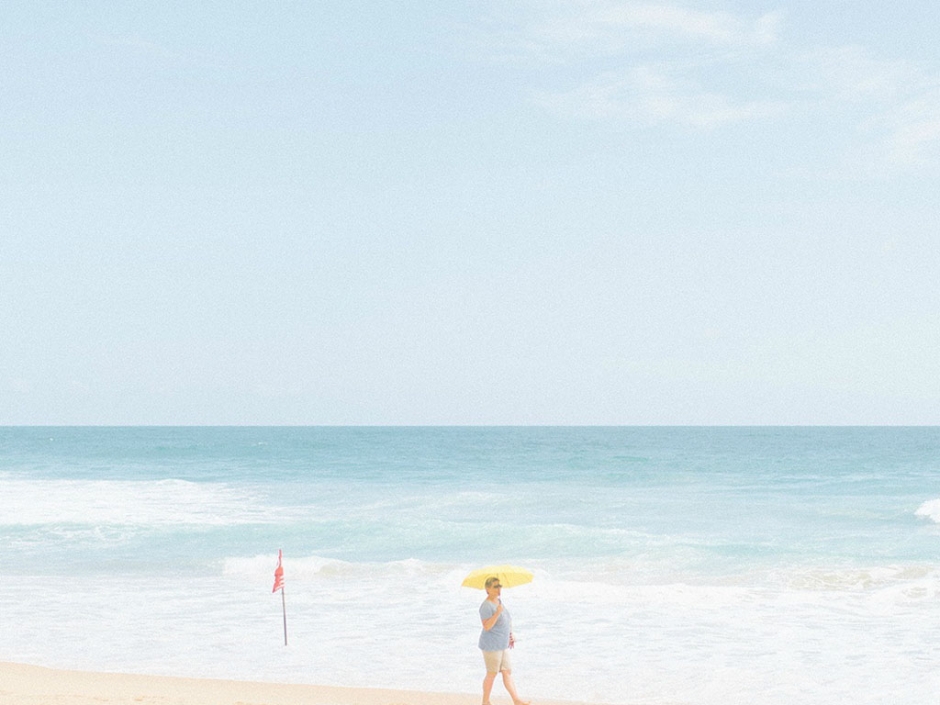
left=272, top=549, right=285, bottom=593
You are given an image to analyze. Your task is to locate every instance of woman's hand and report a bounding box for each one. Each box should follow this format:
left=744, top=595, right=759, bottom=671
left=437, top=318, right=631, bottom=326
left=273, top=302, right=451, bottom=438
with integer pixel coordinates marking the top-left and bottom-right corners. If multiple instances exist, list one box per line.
left=482, top=601, right=504, bottom=631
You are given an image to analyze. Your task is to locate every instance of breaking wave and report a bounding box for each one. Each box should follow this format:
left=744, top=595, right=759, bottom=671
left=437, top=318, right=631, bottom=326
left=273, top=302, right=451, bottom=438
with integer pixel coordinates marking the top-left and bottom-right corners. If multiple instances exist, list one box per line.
left=915, top=499, right=940, bottom=523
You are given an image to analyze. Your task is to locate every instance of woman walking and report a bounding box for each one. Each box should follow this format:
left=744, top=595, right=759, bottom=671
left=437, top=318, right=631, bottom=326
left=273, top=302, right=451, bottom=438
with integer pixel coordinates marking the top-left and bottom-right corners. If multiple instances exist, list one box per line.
left=478, top=576, right=530, bottom=705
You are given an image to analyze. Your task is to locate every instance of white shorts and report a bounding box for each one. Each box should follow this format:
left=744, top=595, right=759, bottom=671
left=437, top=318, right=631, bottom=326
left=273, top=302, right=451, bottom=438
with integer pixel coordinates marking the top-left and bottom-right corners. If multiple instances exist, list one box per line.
left=482, top=648, right=512, bottom=673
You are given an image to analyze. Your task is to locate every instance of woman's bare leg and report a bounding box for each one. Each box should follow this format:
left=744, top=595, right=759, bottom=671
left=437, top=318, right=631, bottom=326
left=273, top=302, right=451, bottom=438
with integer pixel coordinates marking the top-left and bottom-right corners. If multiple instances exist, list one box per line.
left=482, top=671, right=497, bottom=705
left=500, top=669, right=529, bottom=705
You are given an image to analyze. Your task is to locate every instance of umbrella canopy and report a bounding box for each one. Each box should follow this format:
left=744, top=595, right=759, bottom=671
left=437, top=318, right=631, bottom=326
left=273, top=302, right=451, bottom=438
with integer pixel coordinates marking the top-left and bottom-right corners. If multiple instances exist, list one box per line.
left=461, top=564, right=533, bottom=590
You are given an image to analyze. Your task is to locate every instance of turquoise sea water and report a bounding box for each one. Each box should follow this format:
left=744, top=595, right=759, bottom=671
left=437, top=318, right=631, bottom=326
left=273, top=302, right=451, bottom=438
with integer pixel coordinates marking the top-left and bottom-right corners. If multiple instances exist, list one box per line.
left=1, top=427, right=938, bottom=703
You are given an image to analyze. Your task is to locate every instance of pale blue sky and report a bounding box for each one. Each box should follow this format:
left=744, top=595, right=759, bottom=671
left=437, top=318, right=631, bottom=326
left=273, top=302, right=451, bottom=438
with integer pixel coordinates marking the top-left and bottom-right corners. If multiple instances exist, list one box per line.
left=1, top=1, right=938, bottom=425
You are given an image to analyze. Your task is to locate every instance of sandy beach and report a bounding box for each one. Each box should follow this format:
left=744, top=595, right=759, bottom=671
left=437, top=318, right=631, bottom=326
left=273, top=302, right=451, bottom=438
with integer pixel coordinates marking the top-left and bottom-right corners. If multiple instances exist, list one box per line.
left=0, top=662, right=598, bottom=705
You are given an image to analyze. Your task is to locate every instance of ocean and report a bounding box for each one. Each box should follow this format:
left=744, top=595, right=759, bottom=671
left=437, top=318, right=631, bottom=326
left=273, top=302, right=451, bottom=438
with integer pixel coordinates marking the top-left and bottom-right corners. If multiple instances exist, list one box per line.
left=1, top=426, right=938, bottom=703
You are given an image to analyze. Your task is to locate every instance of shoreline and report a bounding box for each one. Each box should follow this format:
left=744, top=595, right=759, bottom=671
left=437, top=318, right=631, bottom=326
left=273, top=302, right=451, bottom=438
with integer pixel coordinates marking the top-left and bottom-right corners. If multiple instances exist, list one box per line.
left=0, top=662, right=603, bottom=705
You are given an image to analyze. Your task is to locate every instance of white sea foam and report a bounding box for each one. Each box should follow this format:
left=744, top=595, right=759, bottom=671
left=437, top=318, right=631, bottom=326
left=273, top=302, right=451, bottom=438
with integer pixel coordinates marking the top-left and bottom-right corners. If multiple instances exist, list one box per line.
left=223, top=554, right=484, bottom=592
left=915, top=498, right=940, bottom=523
left=0, top=478, right=272, bottom=526
left=784, top=564, right=935, bottom=592
left=4, top=558, right=940, bottom=704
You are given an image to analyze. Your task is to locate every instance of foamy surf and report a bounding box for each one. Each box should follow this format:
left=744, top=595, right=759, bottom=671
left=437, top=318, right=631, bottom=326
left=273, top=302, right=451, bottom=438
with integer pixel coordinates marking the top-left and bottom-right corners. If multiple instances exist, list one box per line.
left=915, top=498, right=940, bottom=523
left=0, top=478, right=273, bottom=526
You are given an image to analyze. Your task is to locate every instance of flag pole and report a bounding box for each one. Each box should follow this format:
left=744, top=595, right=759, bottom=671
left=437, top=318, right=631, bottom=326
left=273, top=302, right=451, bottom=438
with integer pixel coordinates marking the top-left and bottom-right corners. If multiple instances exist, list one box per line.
left=281, top=584, right=288, bottom=646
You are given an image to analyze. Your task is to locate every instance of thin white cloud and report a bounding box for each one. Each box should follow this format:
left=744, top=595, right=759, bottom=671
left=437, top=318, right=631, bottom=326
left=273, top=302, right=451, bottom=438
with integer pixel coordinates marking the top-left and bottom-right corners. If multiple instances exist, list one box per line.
left=797, top=45, right=922, bottom=104
left=534, top=66, right=783, bottom=128
left=592, top=3, right=781, bottom=45
left=518, top=1, right=781, bottom=60
left=797, top=47, right=940, bottom=174
left=877, top=98, right=940, bottom=169
left=499, top=2, right=940, bottom=170
left=503, top=1, right=791, bottom=130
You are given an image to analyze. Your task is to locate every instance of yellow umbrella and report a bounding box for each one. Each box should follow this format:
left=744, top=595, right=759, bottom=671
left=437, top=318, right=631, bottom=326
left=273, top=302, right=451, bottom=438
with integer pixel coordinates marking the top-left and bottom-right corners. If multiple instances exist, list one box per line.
left=461, top=564, right=533, bottom=590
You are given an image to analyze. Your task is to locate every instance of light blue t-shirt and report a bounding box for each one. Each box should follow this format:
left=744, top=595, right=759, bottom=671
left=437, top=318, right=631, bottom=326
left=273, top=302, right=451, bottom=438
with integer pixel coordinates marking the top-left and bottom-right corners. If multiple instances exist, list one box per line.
left=478, top=599, right=511, bottom=651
